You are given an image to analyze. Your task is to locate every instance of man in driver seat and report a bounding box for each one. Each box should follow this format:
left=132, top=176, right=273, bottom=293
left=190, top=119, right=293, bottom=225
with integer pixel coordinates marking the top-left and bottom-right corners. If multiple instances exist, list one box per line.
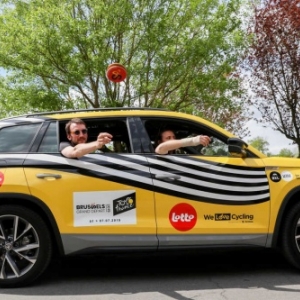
left=155, top=128, right=211, bottom=155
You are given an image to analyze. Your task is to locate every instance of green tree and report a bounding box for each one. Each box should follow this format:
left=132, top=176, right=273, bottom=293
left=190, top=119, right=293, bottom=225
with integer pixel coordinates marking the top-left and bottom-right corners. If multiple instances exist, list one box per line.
left=248, top=136, right=269, bottom=154
left=277, top=148, right=295, bottom=158
left=0, top=0, right=249, bottom=135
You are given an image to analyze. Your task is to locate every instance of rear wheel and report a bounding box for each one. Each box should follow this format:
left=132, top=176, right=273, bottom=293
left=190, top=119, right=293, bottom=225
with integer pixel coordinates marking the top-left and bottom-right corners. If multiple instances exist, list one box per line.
left=0, top=205, right=53, bottom=288
left=281, top=201, right=300, bottom=269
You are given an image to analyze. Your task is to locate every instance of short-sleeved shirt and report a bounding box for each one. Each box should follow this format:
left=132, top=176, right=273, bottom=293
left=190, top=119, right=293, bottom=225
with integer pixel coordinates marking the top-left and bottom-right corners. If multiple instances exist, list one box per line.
left=59, top=141, right=72, bottom=152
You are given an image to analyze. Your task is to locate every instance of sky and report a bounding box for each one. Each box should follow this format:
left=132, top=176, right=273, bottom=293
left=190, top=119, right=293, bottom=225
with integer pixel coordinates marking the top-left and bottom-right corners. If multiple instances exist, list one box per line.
left=245, top=119, right=297, bottom=155
left=242, top=105, right=297, bottom=155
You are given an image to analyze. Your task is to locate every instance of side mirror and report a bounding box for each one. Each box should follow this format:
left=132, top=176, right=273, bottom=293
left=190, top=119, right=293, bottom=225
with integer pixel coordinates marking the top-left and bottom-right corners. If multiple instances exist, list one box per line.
left=228, top=138, right=248, bottom=158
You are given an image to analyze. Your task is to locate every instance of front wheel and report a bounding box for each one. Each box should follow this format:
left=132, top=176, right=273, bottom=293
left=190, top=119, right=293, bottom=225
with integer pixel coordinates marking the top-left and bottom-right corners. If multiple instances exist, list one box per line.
left=281, top=201, right=300, bottom=269
left=0, top=205, right=53, bottom=288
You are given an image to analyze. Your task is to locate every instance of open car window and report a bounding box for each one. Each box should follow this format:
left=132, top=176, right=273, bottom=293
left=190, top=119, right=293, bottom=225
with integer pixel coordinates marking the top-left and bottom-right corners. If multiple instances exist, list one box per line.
left=59, top=118, right=131, bottom=153
left=142, top=117, right=230, bottom=156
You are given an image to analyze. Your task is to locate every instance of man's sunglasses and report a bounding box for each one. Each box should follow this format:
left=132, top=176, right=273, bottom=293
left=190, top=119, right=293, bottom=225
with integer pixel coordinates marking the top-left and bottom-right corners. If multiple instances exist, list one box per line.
left=71, top=129, right=88, bottom=135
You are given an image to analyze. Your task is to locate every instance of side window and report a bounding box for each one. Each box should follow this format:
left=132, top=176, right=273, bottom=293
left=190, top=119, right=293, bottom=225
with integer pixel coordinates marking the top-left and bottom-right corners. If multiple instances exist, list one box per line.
left=0, top=123, right=41, bottom=153
left=59, top=118, right=131, bottom=153
left=89, top=119, right=131, bottom=153
left=38, top=122, right=58, bottom=153
left=195, top=136, right=228, bottom=156
left=95, top=139, right=129, bottom=153
left=142, top=117, right=229, bottom=157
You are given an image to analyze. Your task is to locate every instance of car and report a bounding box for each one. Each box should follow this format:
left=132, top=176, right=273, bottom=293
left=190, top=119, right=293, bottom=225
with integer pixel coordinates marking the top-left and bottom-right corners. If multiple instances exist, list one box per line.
left=0, top=107, right=300, bottom=288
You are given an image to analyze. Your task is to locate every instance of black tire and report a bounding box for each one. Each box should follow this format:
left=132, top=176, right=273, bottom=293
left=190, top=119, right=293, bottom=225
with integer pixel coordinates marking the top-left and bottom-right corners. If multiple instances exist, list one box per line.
left=0, top=205, right=53, bottom=288
left=281, top=201, right=300, bottom=269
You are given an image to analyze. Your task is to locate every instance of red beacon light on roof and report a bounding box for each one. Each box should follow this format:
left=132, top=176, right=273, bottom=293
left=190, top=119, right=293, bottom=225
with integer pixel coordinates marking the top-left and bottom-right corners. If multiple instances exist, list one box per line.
left=106, top=63, right=127, bottom=83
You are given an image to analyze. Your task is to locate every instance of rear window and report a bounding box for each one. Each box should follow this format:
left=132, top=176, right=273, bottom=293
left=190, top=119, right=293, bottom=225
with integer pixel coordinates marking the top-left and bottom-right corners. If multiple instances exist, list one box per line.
left=0, top=124, right=41, bottom=153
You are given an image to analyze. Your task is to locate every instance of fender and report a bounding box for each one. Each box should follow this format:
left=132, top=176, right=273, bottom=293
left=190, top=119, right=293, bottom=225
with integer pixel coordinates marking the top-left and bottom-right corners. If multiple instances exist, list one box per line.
left=271, top=186, right=300, bottom=247
left=0, top=192, right=64, bottom=255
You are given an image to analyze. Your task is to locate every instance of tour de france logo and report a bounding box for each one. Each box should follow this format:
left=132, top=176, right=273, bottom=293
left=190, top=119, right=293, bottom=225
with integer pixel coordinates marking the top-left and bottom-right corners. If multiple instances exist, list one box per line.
left=169, top=203, right=197, bottom=231
left=113, top=193, right=136, bottom=216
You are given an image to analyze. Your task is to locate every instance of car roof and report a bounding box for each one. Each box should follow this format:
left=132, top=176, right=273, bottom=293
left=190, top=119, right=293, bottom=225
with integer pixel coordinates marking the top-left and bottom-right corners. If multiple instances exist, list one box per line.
left=1, top=108, right=166, bottom=121
left=0, top=107, right=235, bottom=138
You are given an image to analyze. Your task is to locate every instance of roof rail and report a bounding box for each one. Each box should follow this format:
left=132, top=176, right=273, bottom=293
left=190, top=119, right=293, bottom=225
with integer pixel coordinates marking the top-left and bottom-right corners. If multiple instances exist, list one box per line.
left=24, top=107, right=169, bottom=118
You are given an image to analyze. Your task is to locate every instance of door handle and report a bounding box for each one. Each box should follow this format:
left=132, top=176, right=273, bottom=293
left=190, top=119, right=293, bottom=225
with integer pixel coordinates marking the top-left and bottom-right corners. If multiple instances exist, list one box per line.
left=155, top=174, right=181, bottom=182
left=36, top=173, right=62, bottom=179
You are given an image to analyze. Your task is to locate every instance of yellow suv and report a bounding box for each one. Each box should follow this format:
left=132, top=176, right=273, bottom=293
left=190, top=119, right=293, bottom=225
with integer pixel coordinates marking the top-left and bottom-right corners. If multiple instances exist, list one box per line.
left=0, top=107, right=299, bottom=287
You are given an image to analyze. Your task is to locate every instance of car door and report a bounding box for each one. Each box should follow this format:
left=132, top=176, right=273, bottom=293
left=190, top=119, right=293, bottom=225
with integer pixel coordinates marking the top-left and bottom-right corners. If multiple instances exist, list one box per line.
left=141, top=117, right=270, bottom=249
left=23, top=118, right=157, bottom=255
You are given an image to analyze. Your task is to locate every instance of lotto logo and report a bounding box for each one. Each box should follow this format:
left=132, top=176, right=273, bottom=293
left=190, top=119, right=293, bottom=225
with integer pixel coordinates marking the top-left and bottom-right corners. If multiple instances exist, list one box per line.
left=169, top=203, right=197, bottom=231
left=0, top=172, right=4, bottom=187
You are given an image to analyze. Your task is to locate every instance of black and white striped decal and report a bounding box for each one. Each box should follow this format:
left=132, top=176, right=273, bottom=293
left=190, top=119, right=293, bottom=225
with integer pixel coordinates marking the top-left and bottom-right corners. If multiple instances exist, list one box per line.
left=13, top=153, right=270, bottom=205
left=146, top=155, right=269, bottom=205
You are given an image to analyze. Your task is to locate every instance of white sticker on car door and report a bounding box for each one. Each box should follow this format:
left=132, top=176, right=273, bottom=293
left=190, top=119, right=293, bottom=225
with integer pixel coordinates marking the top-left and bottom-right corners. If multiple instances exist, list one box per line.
left=73, top=190, right=136, bottom=227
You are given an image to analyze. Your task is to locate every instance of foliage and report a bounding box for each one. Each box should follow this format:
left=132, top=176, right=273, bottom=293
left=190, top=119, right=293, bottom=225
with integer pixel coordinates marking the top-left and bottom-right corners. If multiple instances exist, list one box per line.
left=243, top=0, right=300, bottom=157
left=277, top=148, right=295, bottom=158
left=248, top=136, right=269, bottom=154
left=0, top=0, right=250, bottom=136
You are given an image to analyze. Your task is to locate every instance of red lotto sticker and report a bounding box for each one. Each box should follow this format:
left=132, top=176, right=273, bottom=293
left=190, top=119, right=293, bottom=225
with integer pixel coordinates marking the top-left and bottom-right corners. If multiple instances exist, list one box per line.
left=169, top=203, right=197, bottom=231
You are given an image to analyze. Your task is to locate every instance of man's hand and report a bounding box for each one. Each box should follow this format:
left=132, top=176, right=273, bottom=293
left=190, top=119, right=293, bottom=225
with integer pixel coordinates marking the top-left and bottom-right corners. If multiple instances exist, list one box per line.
left=197, top=135, right=211, bottom=147
left=96, top=132, right=113, bottom=149
left=180, top=135, right=211, bottom=148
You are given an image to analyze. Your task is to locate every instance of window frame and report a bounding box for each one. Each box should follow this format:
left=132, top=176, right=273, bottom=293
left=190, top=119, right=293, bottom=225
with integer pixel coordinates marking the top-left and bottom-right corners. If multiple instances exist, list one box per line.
left=37, top=122, right=59, bottom=153
left=58, top=117, right=135, bottom=154
left=140, top=116, right=258, bottom=157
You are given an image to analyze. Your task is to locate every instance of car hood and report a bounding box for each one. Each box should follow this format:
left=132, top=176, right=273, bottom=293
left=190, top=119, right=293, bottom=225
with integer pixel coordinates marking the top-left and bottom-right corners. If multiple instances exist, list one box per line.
left=262, top=156, right=300, bottom=168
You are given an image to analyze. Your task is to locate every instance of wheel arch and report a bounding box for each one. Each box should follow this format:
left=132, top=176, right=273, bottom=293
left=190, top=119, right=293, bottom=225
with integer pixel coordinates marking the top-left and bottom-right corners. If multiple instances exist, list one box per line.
left=272, top=186, right=300, bottom=247
left=0, top=193, right=64, bottom=257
